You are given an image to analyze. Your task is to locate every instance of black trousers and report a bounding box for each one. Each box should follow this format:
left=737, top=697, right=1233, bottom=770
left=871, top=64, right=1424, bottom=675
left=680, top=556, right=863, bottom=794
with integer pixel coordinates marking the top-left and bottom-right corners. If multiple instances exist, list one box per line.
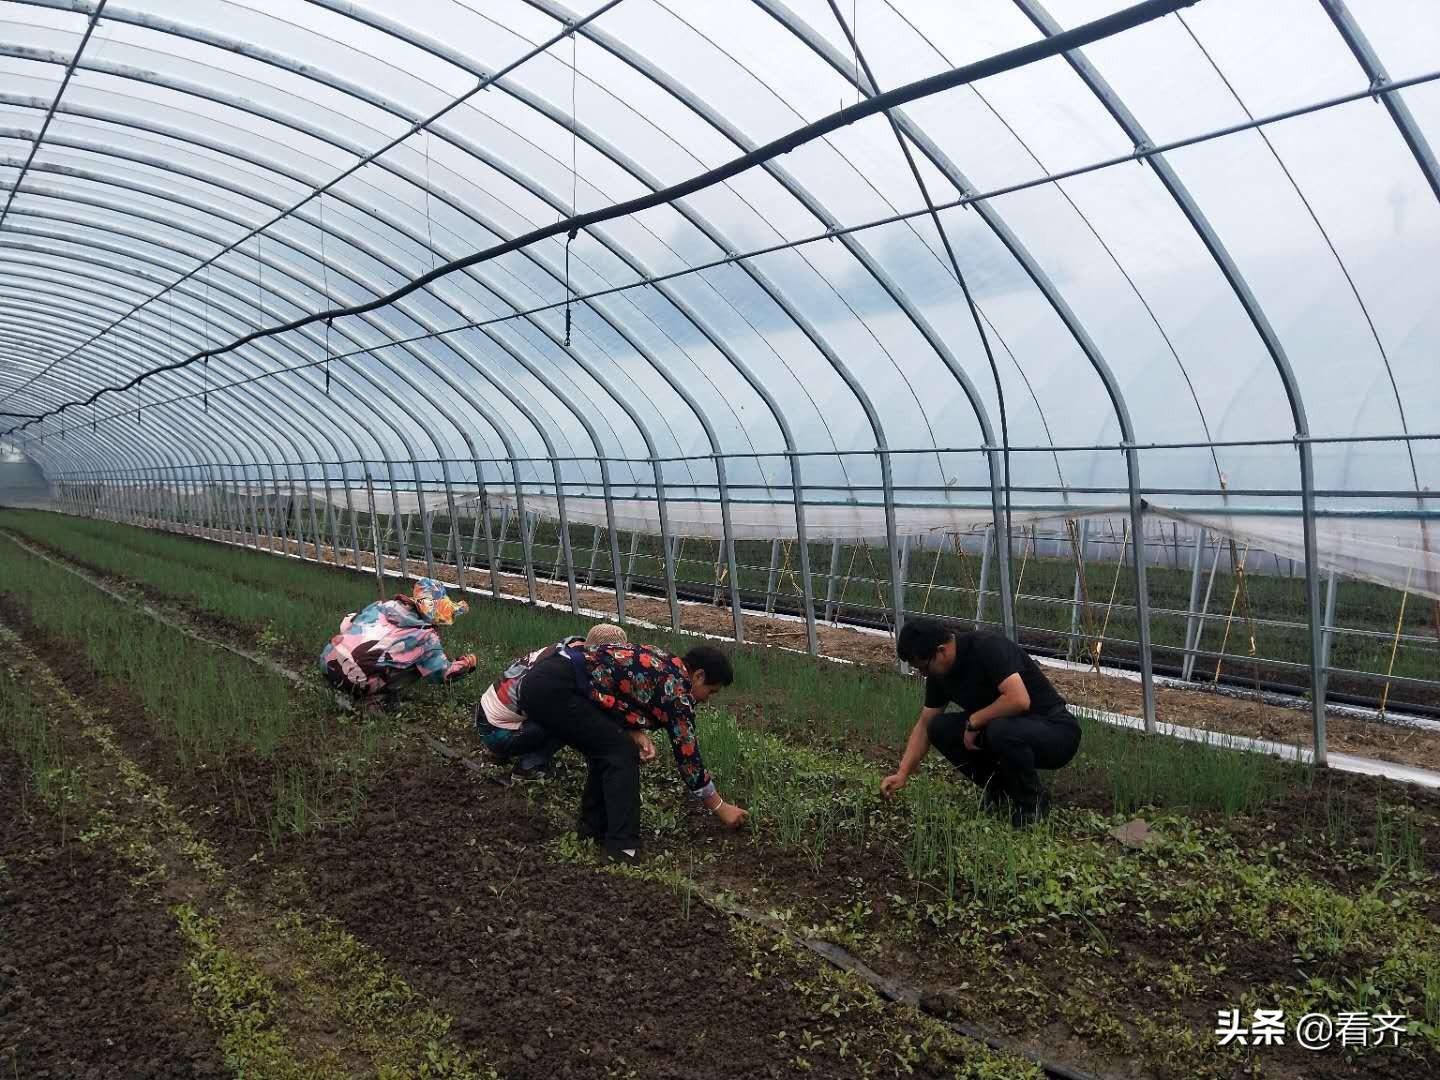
left=519, top=654, right=641, bottom=852
left=928, top=709, right=1081, bottom=809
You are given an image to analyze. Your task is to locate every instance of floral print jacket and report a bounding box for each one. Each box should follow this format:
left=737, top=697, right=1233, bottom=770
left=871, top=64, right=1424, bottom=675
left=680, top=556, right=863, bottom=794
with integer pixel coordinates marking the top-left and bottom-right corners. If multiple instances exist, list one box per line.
left=578, top=643, right=714, bottom=799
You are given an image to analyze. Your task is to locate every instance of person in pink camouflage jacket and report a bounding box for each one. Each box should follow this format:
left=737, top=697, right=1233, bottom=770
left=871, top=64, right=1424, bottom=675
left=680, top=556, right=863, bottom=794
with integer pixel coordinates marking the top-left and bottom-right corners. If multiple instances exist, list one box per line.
left=320, top=577, right=476, bottom=709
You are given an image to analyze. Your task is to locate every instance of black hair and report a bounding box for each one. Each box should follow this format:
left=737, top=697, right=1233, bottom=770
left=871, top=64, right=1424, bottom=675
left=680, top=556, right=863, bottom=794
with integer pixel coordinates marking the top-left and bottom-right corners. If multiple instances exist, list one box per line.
left=896, top=618, right=953, bottom=664
left=683, top=644, right=734, bottom=687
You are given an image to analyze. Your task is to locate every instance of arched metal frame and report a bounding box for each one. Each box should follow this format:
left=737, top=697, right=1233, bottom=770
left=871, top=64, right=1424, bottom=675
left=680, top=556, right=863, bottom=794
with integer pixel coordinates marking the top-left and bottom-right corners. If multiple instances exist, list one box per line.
left=2, top=0, right=1437, bottom=751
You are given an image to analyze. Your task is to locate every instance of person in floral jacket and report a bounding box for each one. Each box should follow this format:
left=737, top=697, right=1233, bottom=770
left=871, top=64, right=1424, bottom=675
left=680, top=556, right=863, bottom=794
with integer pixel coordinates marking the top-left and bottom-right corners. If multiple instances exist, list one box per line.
left=519, top=640, right=747, bottom=861
left=319, top=577, right=476, bottom=709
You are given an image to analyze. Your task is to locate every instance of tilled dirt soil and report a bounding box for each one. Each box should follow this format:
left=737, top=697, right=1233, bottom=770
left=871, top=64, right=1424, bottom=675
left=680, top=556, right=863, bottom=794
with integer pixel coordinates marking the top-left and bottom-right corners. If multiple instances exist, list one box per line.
left=259, top=756, right=1006, bottom=1080
left=0, top=589, right=1017, bottom=1079
left=0, top=750, right=227, bottom=1080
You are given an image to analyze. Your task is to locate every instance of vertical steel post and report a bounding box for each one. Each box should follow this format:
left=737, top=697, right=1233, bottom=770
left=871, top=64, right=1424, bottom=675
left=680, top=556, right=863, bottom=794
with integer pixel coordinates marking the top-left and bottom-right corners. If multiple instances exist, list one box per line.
left=440, top=458, right=466, bottom=592
left=382, top=461, right=405, bottom=578
left=586, top=524, right=602, bottom=586
left=765, top=539, right=782, bottom=614
left=363, top=470, right=387, bottom=599
left=520, top=508, right=538, bottom=604
left=1067, top=518, right=1090, bottom=662
left=715, top=454, right=743, bottom=643
left=1318, top=570, right=1339, bottom=707
left=1123, top=447, right=1157, bottom=732
left=881, top=449, right=904, bottom=651
left=547, top=457, right=580, bottom=613
left=475, top=462, right=500, bottom=599
left=347, top=463, right=363, bottom=572
left=414, top=460, right=437, bottom=580
left=986, top=447, right=1017, bottom=639
left=824, top=538, right=841, bottom=624
left=898, top=533, right=912, bottom=618
left=1299, top=441, right=1327, bottom=765
left=975, top=526, right=993, bottom=629
left=1184, top=537, right=1224, bottom=683
left=788, top=451, right=819, bottom=654
left=624, top=530, right=639, bottom=597
left=653, top=459, right=682, bottom=631
left=1181, top=525, right=1207, bottom=677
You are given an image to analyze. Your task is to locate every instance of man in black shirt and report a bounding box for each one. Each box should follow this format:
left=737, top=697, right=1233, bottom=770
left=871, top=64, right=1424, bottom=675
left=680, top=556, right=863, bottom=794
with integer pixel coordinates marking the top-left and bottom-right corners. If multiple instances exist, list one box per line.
left=881, top=618, right=1081, bottom=826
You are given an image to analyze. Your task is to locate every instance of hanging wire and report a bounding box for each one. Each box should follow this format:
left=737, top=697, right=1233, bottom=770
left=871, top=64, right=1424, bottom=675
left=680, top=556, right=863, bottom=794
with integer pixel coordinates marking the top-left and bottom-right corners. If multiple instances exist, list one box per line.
left=318, top=192, right=334, bottom=396
left=202, top=265, right=211, bottom=413
left=827, top=0, right=1016, bottom=621
left=564, top=24, right=579, bottom=349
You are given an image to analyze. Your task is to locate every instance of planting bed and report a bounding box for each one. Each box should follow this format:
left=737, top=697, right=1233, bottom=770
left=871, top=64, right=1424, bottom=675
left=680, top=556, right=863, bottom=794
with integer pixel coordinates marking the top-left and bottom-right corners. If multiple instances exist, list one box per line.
left=2, top=508, right=1439, bottom=1079
left=178, top=521, right=1440, bottom=773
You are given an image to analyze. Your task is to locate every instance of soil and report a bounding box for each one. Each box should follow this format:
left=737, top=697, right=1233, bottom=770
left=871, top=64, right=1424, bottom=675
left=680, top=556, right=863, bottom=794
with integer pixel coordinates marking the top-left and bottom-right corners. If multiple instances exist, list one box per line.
left=258, top=751, right=1014, bottom=1080
left=186, top=525, right=1440, bottom=776
left=5, top=526, right=1439, bottom=1079
left=0, top=751, right=227, bottom=1080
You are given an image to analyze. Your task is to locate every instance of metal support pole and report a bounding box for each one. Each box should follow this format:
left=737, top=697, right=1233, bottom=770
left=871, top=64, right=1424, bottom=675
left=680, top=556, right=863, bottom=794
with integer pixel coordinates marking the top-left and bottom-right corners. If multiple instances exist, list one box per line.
left=715, top=455, right=744, bottom=643
left=1184, top=535, right=1224, bottom=683
left=586, top=524, right=602, bottom=586
left=1123, top=449, right=1157, bottom=732
left=881, top=449, right=905, bottom=650
left=440, top=458, right=465, bottom=593
left=1317, top=570, right=1339, bottom=707
left=824, top=538, right=841, bottom=623
left=476, top=466, right=500, bottom=599
left=898, top=533, right=912, bottom=616
left=363, top=470, right=387, bottom=599
left=383, top=462, right=405, bottom=578
left=654, top=464, right=682, bottom=631
left=415, top=465, right=437, bottom=579
left=765, top=539, right=782, bottom=614
left=975, top=526, right=993, bottom=629
left=1179, top=524, right=1207, bottom=677
left=348, top=465, right=363, bottom=573
left=775, top=452, right=819, bottom=652
left=624, top=530, right=639, bottom=597
left=520, top=508, right=538, bottom=604
left=1067, top=518, right=1090, bottom=662
left=986, top=448, right=1017, bottom=639
left=1300, top=442, right=1327, bottom=764
left=547, top=459, right=580, bottom=613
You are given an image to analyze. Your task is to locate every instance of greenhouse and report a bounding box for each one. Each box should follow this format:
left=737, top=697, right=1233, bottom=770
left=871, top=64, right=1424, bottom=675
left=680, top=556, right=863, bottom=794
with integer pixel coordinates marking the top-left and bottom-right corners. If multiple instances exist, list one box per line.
left=1, top=0, right=1438, bottom=1077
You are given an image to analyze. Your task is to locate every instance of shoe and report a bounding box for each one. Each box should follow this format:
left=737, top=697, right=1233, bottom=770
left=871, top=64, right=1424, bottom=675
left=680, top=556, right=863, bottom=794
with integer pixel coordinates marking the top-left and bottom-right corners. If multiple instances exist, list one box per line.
left=602, top=847, right=641, bottom=866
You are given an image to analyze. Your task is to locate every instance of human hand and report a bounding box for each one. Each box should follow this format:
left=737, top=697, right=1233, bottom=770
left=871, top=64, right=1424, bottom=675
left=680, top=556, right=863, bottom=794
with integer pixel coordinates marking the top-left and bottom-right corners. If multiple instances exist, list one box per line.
left=879, top=773, right=908, bottom=800
left=628, top=729, right=657, bottom=762
left=714, top=801, right=748, bottom=829
left=964, top=727, right=979, bottom=752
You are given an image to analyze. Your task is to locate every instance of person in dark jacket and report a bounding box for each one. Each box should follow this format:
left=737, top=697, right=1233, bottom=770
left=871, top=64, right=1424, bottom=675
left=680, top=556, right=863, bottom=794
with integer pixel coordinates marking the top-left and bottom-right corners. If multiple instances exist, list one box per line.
left=521, top=641, right=747, bottom=861
left=881, top=618, right=1081, bottom=827
left=474, top=622, right=629, bottom=778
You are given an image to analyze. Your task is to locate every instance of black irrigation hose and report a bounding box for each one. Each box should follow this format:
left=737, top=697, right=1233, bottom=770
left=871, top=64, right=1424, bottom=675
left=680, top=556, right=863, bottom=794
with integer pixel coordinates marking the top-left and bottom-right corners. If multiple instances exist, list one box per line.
left=6, top=0, right=1198, bottom=435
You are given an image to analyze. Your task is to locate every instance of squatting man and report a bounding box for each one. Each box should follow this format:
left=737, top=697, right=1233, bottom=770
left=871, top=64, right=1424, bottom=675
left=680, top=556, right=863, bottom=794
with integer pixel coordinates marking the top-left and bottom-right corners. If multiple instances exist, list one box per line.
left=882, top=617, right=1082, bottom=826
